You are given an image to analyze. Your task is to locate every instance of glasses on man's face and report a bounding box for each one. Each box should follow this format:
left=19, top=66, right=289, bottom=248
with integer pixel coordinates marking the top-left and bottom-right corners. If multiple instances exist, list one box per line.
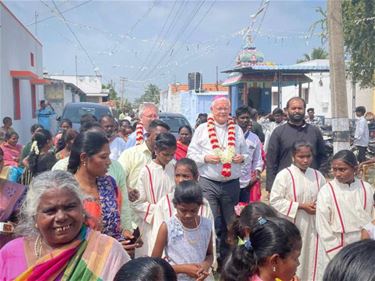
left=144, top=114, right=158, bottom=119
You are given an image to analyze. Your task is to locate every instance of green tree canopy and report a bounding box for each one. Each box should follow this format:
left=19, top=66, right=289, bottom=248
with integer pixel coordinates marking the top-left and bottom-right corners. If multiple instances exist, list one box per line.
left=342, top=0, right=375, bottom=88
left=135, top=84, right=160, bottom=106
left=312, top=0, right=375, bottom=88
left=297, top=47, right=329, bottom=63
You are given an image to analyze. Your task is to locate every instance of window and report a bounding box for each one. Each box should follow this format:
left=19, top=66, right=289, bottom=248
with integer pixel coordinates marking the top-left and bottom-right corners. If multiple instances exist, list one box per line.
left=13, top=79, right=21, bottom=120
left=31, top=84, right=36, bottom=118
left=30, top=53, right=34, bottom=67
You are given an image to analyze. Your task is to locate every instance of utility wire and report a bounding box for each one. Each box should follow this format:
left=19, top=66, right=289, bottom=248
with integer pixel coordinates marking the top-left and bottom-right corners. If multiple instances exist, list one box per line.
left=43, top=0, right=97, bottom=73
left=28, top=0, right=93, bottom=26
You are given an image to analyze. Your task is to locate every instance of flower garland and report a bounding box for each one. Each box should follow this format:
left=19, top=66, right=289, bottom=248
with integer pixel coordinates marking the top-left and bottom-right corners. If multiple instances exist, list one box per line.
left=207, top=115, right=236, bottom=178
left=135, top=122, right=144, bottom=145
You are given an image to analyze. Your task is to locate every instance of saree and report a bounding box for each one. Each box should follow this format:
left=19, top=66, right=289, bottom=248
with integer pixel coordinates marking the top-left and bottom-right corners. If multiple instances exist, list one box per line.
left=1, top=225, right=129, bottom=281
left=0, top=142, right=22, bottom=167
left=0, top=179, right=25, bottom=221
left=0, top=179, right=26, bottom=248
left=175, top=141, right=188, bottom=161
left=83, top=176, right=125, bottom=241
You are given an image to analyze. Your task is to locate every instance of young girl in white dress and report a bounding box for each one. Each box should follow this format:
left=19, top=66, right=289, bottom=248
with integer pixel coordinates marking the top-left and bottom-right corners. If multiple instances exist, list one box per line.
left=132, top=132, right=176, bottom=256
left=270, top=141, right=326, bottom=281
left=316, top=150, right=374, bottom=279
left=152, top=180, right=214, bottom=281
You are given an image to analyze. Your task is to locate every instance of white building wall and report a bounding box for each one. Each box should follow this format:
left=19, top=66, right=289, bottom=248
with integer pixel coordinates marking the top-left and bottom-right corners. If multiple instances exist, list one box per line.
left=279, top=73, right=373, bottom=120
left=0, top=3, right=44, bottom=144
left=274, top=60, right=373, bottom=121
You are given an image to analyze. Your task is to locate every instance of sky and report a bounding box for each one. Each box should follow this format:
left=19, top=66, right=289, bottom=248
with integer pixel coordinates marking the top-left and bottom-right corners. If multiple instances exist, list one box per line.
left=4, top=0, right=327, bottom=101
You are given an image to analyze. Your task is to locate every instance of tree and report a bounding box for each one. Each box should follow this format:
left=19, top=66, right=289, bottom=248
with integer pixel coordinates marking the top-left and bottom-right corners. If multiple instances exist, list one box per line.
left=342, top=0, right=375, bottom=88
left=312, top=0, right=375, bottom=88
left=297, top=47, right=329, bottom=63
left=102, top=83, right=118, bottom=101
left=135, top=84, right=160, bottom=106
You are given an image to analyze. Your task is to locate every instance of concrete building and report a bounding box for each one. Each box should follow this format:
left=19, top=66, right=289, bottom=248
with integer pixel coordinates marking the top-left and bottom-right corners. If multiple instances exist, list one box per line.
left=160, top=82, right=228, bottom=126
left=280, top=59, right=374, bottom=120
left=48, top=75, right=109, bottom=103
left=0, top=2, right=48, bottom=144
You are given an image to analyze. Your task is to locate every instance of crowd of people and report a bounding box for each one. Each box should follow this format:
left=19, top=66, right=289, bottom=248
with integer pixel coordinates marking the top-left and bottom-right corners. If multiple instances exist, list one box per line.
left=0, top=96, right=375, bottom=281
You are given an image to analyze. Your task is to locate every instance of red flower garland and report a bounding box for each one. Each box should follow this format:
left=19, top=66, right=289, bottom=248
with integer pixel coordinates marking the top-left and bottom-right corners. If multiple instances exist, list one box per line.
left=135, top=122, right=144, bottom=145
left=207, top=115, right=236, bottom=178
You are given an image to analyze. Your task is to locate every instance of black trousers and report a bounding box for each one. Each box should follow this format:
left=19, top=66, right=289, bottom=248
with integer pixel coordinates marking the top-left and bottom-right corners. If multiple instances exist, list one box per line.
left=198, top=177, right=240, bottom=263
left=357, top=146, right=367, bottom=163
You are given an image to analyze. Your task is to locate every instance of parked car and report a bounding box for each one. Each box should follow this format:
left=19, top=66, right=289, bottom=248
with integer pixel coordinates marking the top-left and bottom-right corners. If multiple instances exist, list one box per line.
left=158, top=112, right=191, bottom=137
left=57, top=102, right=112, bottom=130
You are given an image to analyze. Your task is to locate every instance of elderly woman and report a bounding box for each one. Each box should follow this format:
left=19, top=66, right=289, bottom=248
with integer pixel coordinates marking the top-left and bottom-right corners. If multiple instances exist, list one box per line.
left=0, top=170, right=130, bottom=280
left=0, top=132, right=22, bottom=167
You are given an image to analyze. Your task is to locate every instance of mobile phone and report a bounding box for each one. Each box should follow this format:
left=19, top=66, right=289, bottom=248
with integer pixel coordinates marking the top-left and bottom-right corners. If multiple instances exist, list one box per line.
left=128, top=228, right=141, bottom=244
left=0, top=222, right=14, bottom=233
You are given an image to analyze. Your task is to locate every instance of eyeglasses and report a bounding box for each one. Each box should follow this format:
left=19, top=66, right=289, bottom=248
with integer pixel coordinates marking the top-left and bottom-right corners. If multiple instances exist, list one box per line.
left=144, top=114, right=158, bottom=119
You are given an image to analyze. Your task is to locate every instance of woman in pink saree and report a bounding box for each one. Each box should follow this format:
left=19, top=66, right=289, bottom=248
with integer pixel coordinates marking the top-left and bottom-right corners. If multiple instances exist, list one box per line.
left=0, top=132, right=22, bottom=167
left=0, top=170, right=130, bottom=281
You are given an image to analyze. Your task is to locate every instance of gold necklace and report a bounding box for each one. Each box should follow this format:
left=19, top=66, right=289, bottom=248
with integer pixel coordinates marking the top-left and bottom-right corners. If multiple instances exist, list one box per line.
left=34, top=235, right=43, bottom=258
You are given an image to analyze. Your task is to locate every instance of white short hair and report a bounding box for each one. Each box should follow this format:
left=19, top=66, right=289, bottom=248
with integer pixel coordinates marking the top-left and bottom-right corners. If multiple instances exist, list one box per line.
left=211, top=97, right=231, bottom=108
left=138, top=102, right=158, bottom=117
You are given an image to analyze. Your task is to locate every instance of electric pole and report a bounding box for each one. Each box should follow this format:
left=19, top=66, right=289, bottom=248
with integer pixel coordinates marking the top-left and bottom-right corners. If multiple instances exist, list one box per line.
left=120, top=77, right=126, bottom=108
left=327, top=0, right=350, bottom=152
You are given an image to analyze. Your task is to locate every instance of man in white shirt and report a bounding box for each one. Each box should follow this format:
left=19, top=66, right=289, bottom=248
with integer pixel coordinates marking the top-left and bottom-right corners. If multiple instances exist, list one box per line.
left=124, top=102, right=158, bottom=149
left=99, top=115, right=127, bottom=160
left=354, top=106, right=369, bottom=163
left=187, top=96, right=249, bottom=264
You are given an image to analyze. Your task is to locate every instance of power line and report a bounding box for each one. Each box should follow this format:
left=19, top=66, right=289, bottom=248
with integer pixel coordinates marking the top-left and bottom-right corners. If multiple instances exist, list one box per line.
left=28, top=0, right=93, bottom=26
left=42, top=0, right=98, bottom=73
left=139, top=0, right=206, bottom=81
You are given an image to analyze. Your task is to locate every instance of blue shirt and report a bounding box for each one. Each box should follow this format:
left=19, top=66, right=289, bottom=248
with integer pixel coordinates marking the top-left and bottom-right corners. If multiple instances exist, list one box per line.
left=37, top=107, right=55, bottom=131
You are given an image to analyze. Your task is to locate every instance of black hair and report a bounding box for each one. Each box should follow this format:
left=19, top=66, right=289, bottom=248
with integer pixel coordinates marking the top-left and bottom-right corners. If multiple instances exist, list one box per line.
left=355, top=106, right=366, bottom=115
left=2, top=116, right=11, bottom=124
left=30, top=124, right=43, bottom=134
left=60, top=118, right=72, bottom=128
left=99, top=114, right=114, bottom=123
left=291, top=141, right=313, bottom=156
left=114, top=257, right=177, bottom=281
left=67, top=131, right=109, bottom=174
left=80, top=113, right=97, bottom=125
left=221, top=217, right=301, bottom=281
left=154, top=132, right=176, bottom=152
left=0, top=147, right=3, bottom=156
left=120, top=119, right=131, bottom=126
left=286, top=97, right=306, bottom=109
left=56, top=128, right=78, bottom=153
left=5, top=131, right=18, bottom=141
left=235, top=106, right=251, bottom=117
left=228, top=202, right=278, bottom=246
left=148, top=119, right=170, bottom=132
left=172, top=180, right=204, bottom=206
left=373, top=192, right=375, bottom=203
left=178, top=125, right=193, bottom=135
left=28, top=129, right=53, bottom=175
left=307, top=108, right=314, bottom=113
left=175, top=158, right=199, bottom=179
left=79, top=121, right=102, bottom=133
left=332, top=149, right=358, bottom=168
left=323, top=240, right=375, bottom=281
left=272, top=108, right=284, bottom=115
left=249, top=108, right=258, bottom=119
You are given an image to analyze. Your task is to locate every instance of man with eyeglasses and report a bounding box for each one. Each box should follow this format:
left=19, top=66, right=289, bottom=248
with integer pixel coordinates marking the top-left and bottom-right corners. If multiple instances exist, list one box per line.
left=124, top=103, right=159, bottom=150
